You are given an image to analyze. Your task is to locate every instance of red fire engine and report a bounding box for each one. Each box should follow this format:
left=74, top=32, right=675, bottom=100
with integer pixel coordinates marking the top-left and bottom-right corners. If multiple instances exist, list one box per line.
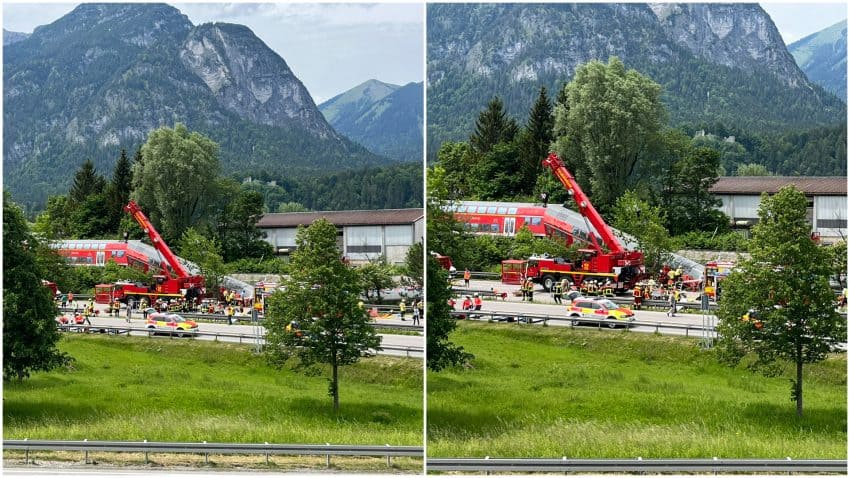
left=94, top=201, right=205, bottom=304
left=501, top=153, right=645, bottom=292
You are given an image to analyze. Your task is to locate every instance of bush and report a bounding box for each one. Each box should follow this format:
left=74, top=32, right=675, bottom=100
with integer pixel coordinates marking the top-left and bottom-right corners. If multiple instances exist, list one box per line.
left=674, top=231, right=749, bottom=252
left=225, top=257, right=289, bottom=274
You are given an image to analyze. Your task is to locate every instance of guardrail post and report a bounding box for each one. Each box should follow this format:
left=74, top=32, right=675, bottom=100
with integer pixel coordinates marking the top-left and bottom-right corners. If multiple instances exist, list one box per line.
left=24, top=438, right=28, bottom=465
left=204, top=441, right=208, bottom=464
left=265, top=441, right=269, bottom=466
left=144, top=439, right=148, bottom=464
left=786, top=456, right=792, bottom=476
left=386, top=444, right=392, bottom=467
left=484, top=455, right=490, bottom=476
left=326, top=442, right=331, bottom=468
left=84, top=438, right=88, bottom=464
left=713, top=456, right=718, bottom=476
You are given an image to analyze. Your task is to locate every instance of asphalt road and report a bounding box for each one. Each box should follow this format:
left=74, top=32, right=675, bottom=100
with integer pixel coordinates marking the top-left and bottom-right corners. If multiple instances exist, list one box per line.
left=65, top=309, right=423, bottom=359
left=454, top=279, right=716, bottom=339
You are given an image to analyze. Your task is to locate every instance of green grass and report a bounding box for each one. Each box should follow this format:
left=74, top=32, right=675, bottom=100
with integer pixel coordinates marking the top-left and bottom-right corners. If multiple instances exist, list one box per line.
left=4, top=335, right=423, bottom=446
left=427, top=321, right=846, bottom=458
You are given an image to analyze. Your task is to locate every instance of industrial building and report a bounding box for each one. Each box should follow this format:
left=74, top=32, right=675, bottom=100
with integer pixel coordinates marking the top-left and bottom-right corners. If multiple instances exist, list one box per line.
left=710, top=176, right=847, bottom=244
left=257, top=209, right=424, bottom=264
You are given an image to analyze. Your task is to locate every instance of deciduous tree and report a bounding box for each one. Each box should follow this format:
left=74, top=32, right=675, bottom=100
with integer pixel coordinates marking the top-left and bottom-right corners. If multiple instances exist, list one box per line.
left=553, top=57, right=665, bottom=214
left=4, top=194, right=68, bottom=381
left=131, top=124, right=220, bottom=244
left=427, top=255, right=472, bottom=371
left=264, top=219, right=381, bottom=411
left=715, top=186, right=845, bottom=417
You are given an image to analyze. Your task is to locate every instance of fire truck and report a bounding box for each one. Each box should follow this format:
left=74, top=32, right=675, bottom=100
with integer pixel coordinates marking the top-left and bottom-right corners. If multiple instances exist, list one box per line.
left=501, top=153, right=645, bottom=293
left=94, top=201, right=205, bottom=304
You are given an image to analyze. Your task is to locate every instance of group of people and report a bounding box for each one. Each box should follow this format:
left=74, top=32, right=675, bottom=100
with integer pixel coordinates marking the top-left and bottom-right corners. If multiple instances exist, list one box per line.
left=520, top=277, right=535, bottom=301
left=399, top=299, right=424, bottom=325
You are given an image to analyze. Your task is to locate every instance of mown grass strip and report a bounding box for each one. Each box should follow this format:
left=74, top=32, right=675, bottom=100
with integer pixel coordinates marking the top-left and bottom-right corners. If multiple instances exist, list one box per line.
left=4, top=335, right=422, bottom=446
left=427, top=321, right=846, bottom=458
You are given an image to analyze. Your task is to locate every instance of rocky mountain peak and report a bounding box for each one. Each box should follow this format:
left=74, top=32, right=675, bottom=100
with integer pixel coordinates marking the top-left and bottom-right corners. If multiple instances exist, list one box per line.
left=649, top=3, right=807, bottom=88
left=180, top=22, right=337, bottom=138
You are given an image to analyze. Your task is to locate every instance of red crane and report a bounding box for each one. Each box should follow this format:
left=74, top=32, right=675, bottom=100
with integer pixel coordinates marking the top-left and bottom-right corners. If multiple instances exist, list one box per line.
left=124, top=200, right=190, bottom=279
left=95, top=202, right=205, bottom=304
left=500, top=153, right=644, bottom=293
left=541, top=152, right=624, bottom=254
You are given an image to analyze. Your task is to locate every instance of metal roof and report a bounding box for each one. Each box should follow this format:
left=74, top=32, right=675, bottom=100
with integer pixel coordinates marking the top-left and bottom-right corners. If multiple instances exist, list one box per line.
left=710, top=176, right=847, bottom=195
left=258, top=209, right=424, bottom=228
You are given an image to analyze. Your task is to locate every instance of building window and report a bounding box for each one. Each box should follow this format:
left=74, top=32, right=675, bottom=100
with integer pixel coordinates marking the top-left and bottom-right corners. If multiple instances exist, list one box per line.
left=347, top=245, right=382, bottom=253
left=817, top=219, right=847, bottom=229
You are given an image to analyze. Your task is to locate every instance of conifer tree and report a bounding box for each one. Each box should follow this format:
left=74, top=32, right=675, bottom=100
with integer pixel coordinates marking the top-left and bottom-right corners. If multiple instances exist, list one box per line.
left=69, top=159, right=106, bottom=206
left=520, top=86, right=554, bottom=193
left=106, top=148, right=134, bottom=232
left=469, top=96, right=518, bottom=153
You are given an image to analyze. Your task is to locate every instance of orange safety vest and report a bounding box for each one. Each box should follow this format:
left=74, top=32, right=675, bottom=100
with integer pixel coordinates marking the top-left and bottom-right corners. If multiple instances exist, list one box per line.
left=464, top=270, right=471, bottom=280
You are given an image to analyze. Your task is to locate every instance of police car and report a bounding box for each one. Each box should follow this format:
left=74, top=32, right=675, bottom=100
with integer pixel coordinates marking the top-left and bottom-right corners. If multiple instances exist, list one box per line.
left=567, top=298, right=635, bottom=328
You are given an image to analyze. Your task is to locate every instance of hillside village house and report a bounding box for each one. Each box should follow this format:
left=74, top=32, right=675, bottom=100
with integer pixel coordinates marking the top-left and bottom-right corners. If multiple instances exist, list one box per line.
left=710, top=176, right=847, bottom=244
left=257, top=209, right=424, bottom=265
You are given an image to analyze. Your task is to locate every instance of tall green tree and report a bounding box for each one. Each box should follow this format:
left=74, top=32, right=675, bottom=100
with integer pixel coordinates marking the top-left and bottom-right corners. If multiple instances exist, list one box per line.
left=715, top=186, right=845, bottom=417
left=216, top=187, right=272, bottom=261
left=3, top=193, right=68, bottom=381
left=469, top=96, right=518, bottom=154
left=426, top=255, right=473, bottom=371
left=735, top=163, right=772, bottom=176
left=69, top=159, right=106, bottom=206
left=132, top=124, right=220, bottom=244
left=178, top=228, right=226, bottom=300
left=264, top=219, right=381, bottom=412
left=553, top=57, right=665, bottom=214
left=69, top=192, right=112, bottom=238
left=404, top=242, right=424, bottom=287
left=518, top=86, right=554, bottom=194
left=106, top=148, right=134, bottom=232
left=663, top=146, right=726, bottom=235
left=612, top=190, right=673, bottom=277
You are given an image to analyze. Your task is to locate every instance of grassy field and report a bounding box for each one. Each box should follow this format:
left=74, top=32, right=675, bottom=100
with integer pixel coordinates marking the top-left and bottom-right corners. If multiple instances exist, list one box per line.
left=427, top=321, right=846, bottom=458
left=4, top=335, right=423, bottom=447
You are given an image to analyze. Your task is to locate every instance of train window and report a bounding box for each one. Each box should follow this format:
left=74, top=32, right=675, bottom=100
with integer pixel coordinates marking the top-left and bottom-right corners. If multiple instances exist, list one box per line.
left=477, top=206, right=487, bottom=213
left=114, top=250, right=125, bottom=258
left=523, top=217, right=532, bottom=225
left=83, top=243, right=91, bottom=250
left=486, top=206, right=497, bottom=214
left=531, top=217, right=542, bottom=226
left=508, top=207, right=518, bottom=215
left=469, top=223, right=479, bottom=232
left=497, top=207, right=507, bottom=214
left=457, top=206, right=466, bottom=213
left=490, top=224, right=500, bottom=233
left=98, top=243, right=106, bottom=250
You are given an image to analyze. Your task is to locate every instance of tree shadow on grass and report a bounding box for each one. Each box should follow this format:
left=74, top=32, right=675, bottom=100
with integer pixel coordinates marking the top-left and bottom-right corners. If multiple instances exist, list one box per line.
left=286, top=396, right=422, bottom=429
left=426, top=406, right=520, bottom=439
left=737, top=402, right=846, bottom=435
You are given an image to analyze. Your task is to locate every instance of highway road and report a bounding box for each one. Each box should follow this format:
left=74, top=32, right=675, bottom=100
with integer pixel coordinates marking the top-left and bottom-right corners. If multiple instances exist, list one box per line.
left=66, top=310, right=423, bottom=359
left=455, top=279, right=716, bottom=339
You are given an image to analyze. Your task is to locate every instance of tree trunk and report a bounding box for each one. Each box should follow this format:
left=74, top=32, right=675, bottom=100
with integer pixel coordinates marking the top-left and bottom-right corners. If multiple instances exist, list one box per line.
left=796, top=344, right=804, bottom=418
left=332, top=359, right=339, bottom=413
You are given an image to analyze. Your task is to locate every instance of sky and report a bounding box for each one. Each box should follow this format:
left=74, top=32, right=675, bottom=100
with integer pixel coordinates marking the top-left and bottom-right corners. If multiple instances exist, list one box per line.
left=2, top=2, right=845, bottom=100
left=1, top=2, right=425, bottom=104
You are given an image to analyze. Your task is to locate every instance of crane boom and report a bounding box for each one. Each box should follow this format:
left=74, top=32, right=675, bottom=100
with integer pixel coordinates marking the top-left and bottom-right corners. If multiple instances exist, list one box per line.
left=542, top=152, right=625, bottom=254
left=124, top=200, right=191, bottom=279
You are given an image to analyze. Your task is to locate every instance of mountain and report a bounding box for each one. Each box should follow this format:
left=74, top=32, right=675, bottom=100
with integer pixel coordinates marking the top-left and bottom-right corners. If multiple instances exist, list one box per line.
left=3, top=29, right=30, bottom=45
left=427, top=3, right=845, bottom=155
left=4, top=3, right=388, bottom=211
left=320, top=80, right=424, bottom=161
left=788, top=20, right=847, bottom=102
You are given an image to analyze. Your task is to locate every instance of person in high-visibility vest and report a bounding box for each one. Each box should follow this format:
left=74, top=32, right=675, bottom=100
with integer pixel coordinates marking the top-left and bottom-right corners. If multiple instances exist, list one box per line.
left=633, top=285, right=643, bottom=309
left=473, top=294, right=482, bottom=310
left=399, top=299, right=407, bottom=321
left=464, top=269, right=471, bottom=288
left=553, top=280, right=563, bottom=304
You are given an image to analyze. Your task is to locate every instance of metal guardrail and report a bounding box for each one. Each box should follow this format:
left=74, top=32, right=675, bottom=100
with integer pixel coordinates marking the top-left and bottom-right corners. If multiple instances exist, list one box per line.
left=57, top=308, right=423, bottom=333
left=5, top=439, right=422, bottom=467
left=56, top=325, right=423, bottom=357
left=450, top=310, right=713, bottom=337
left=426, top=457, right=847, bottom=473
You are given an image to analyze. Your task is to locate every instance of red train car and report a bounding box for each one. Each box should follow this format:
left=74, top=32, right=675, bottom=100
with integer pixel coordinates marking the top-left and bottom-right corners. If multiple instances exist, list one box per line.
left=51, top=240, right=173, bottom=275
left=447, top=201, right=584, bottom=246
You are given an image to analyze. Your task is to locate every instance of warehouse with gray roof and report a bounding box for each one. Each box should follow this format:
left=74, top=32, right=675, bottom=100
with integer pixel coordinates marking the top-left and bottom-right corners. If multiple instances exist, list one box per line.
left=257, top=209, right=424, bottom=264
left=710, top=176, right=846, bottom=243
